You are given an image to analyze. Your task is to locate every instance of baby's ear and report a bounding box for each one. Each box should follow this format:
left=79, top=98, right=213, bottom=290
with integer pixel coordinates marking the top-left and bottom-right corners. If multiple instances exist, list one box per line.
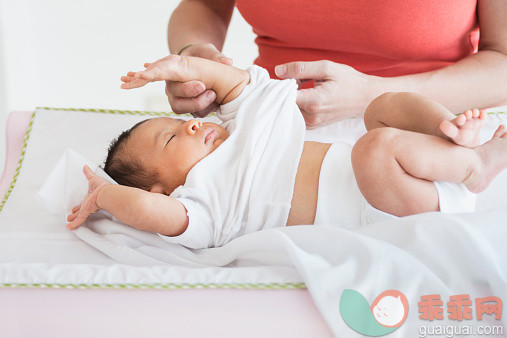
left=149, top=183, right=166, bottom=194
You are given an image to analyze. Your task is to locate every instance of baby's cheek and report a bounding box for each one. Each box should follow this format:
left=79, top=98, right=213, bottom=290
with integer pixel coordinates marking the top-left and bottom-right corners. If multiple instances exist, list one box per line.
left=213, top=139, right=225, bottom=148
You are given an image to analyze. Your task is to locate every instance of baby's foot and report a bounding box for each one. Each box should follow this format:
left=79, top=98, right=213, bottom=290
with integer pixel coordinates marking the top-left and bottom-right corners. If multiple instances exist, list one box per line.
left=439, top=109, right=485, bottom=148
left=464, top=125, right=507, bottom=193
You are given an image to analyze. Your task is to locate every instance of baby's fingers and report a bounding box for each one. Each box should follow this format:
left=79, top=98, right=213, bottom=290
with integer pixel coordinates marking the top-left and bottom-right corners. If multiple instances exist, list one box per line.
left=67, top=212, right=79, bottom=222
left=83, top=165, right=97, bottom=180
left=120, top=71, right=140, bottom=83
left=121, top=75, right=135, bottom=83
left=66, top=219, right=78, bottom=230
left=71, top=203, right=82, bottom=214
left=135, top=68, right=162, bottom=81
left=66, top=220, right=80, bottom=230
left=121, top=78, right=150, bottom=89
left=66, top=213, right=88, bottom=230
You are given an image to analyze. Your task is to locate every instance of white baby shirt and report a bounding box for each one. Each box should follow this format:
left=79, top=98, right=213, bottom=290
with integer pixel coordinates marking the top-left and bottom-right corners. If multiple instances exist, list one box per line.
left=159, top=66, right=305, bottom=249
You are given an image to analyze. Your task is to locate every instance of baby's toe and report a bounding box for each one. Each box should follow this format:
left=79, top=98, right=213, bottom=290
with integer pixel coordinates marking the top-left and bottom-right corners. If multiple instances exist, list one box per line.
left=498, top=125, right=506, bottom=138
left=440, top=120, right=458, bottom=138
left=493, top=125, right=505, bottom=138
left=456, top=114, right=467, bottom=126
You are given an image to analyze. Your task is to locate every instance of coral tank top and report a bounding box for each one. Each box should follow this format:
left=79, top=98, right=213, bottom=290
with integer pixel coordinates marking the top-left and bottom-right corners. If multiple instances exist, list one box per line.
left=235, top=0, right=479, bottom=79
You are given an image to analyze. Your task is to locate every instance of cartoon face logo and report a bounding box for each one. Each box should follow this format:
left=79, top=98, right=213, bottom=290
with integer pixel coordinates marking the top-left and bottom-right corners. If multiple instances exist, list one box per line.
left=340, top=289, right=409, bottom=336
left=371, top=290, right=409, bottom=328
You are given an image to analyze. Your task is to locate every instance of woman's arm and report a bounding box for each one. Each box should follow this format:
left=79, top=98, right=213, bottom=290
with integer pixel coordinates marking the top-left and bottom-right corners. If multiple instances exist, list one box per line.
left=166, top=0, right=237, bottom=116
left=276, top=0, right=507, bottom=127
left=168, top=0, right=235, bottom=55
left=379, top=0, right=507, bottom=113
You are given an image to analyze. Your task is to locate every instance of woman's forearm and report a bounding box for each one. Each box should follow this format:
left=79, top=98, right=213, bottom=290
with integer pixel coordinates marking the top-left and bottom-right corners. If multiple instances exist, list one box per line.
left=96, top=185, right=188, bottom=236
left=375, top=50, right=507, bottom=114
left=167, top=0, right=235, bottom=54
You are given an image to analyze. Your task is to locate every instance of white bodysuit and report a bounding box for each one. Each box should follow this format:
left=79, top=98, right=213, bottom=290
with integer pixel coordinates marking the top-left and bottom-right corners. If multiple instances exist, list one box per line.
left=159, top=66, right=305, bottom=249
left=159, top=66, right=477, bottom=249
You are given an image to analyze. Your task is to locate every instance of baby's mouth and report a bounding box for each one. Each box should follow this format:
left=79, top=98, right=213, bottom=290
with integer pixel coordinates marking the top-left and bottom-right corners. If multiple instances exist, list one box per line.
left=204, top=128, right=218, bottom=144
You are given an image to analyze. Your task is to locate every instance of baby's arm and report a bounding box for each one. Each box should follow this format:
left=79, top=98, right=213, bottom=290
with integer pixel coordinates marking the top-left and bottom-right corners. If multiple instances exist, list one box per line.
left=67, top=166, right=188, bottom=236
left=96, top=185, right=188, bottom=236
left=121, top=55, right=250, bottom=105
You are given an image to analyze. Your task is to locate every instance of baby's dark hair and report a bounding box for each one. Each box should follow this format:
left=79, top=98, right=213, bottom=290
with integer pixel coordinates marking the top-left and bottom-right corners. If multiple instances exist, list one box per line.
left=103, top=119, right=158, bottom=191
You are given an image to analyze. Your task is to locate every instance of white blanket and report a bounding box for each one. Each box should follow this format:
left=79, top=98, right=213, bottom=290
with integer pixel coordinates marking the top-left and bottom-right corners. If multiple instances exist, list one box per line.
left=1, top=107, right=506, bottom=336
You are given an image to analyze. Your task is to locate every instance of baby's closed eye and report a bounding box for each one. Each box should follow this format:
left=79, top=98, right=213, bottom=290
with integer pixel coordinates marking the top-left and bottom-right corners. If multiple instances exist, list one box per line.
left=166, top=135, right=175, bottom=146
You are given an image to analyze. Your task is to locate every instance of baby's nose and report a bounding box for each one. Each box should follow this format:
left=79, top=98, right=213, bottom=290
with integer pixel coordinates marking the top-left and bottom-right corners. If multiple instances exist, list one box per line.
left=186, top=119, right=202, bottom=135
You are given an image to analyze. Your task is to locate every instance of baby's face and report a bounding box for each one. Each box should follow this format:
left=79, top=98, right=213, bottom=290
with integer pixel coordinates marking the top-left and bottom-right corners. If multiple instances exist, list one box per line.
left=127, top=117, right=229, bottom=194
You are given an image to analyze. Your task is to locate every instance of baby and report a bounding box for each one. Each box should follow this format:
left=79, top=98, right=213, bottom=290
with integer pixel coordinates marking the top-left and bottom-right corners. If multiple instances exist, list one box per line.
left=66, top=55, right=507, bottom=249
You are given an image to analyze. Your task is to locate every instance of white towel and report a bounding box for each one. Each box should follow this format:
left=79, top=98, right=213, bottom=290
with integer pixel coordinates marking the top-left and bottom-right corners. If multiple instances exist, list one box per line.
left=2, top=107, right=506, bottom=336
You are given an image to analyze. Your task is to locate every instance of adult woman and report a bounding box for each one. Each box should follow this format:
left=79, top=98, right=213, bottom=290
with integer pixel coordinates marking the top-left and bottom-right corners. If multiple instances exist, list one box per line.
left=165, top=0, right=507, bottom=128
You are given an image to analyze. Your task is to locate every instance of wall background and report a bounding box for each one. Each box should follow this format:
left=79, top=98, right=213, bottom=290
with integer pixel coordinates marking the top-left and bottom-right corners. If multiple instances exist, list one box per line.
left=0, top=0, right=257, bottom=169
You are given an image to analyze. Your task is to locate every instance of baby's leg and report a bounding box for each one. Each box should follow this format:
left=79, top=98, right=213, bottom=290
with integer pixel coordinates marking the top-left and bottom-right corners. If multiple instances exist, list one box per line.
left=351, top=126, right=507, bottom=216
left=364, top=92, right=485, bottom=148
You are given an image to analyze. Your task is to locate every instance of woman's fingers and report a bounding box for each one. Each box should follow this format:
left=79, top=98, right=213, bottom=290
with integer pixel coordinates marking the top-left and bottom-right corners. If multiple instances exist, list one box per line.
left=295, top=87, right=328, bottom=129
left=275, top=60, right=333, bottom=81
left=183, top=43, right=232, bottom=65
left=164, top=79, right=213, bottom=115
left=165, top=80, right=206, bottom=98
left=190, top=103, right=219, bottom=118
left=167, top=90, right=217, bottom=115
left=217, top=57, right=233, bottom=66
left=295, top=87, right=319, bottom=115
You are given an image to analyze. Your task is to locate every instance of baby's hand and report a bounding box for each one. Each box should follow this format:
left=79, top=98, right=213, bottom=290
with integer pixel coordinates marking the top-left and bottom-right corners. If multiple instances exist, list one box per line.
left=66, top=165, right=110, bottom=230
left=120, top=55, right=192, bottom=90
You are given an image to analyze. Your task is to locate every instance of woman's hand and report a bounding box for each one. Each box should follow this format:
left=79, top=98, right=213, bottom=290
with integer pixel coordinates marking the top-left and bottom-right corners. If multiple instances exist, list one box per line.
left=275, top=60, right=380, bottom=129
left=167, top=43, right=233, bottom=117
left=66, top=165, right=110, bottom=230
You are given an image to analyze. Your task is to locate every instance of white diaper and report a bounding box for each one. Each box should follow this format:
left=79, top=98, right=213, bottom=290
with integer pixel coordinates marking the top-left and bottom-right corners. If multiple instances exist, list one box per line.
left=313, top=142, right=477, bottom=229
left=433, top=181, right=477, bottom=213
left=313, top=142, right=364, bottom=230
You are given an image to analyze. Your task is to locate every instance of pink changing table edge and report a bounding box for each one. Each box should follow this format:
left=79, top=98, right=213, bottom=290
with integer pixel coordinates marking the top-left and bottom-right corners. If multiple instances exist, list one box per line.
left=0, top=111, right=33, bottom=199
left=0, top=111, right=332, bottom=337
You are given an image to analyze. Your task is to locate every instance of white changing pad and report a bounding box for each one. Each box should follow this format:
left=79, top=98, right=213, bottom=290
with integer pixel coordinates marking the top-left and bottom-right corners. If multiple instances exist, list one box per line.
left=1, top=107, right=506, bottom=336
